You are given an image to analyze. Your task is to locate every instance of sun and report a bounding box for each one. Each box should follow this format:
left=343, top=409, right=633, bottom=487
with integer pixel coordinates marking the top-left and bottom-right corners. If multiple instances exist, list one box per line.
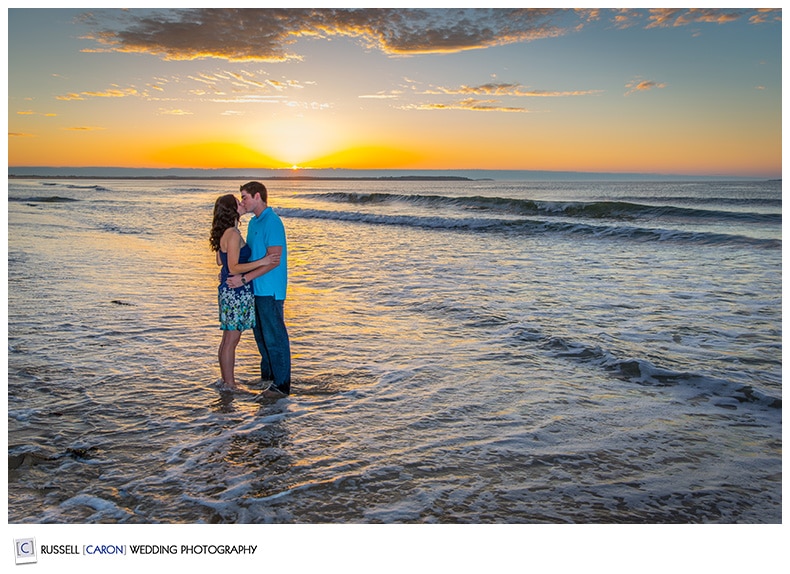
left=248, top=117, right=423, bottom=169
left=254, top=118, right=342, bottom=167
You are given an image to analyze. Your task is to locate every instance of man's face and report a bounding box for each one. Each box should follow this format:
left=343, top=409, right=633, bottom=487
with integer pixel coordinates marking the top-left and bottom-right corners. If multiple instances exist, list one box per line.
left=239, top=190, right=253, bottom=214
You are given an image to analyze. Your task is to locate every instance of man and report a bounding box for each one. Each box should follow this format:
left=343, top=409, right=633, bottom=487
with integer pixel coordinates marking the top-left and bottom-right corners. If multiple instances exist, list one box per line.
left=227, top=181, right=291, bottom=398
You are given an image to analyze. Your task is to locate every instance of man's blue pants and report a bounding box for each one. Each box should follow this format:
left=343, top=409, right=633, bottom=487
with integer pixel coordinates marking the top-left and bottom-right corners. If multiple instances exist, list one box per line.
left=252, top=296, right=291, bottom=394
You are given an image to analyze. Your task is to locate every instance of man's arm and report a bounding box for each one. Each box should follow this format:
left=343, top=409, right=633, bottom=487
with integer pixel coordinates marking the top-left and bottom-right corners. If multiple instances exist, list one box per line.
left=226, top=245, right=283, bottom=288
left=226, top=229, right=280, bottom=275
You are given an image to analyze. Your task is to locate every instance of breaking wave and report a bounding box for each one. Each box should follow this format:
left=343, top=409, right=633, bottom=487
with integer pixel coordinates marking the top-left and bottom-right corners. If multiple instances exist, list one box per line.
left=9, top=196, right=80, bottom=203
left=304, top=192, right=781, bottom=224
left=277, top=207, right=780, bottom=249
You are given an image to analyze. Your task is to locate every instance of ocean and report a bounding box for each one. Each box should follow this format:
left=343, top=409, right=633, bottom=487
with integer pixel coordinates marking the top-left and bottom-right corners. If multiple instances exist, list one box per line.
left=6, top=177, right=782, bottom=524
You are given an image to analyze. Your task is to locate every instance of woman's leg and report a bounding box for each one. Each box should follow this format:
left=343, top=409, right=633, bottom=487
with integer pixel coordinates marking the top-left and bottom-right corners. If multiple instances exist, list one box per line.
left=218, top=329, right=242, bottom=388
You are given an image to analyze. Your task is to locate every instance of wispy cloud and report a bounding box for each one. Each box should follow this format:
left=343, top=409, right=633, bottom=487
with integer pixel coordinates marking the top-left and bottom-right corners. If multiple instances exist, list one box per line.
left=56, top=87, right=137, bottom=100
left=53, top=67, right=308, bottom=109
left=9, top=132, right=36, bottom=137
left=206, top=95, right=284, bottom=104
left=80, top=8, right=778, bottom=62
left=625, top=79, right=668, bottom=96
left=402, top=80, right=598, bottom=113
left=403, top=98, right=532, bottom=113
left=612, top=9, right=643, bottom=29
left=359, top=91, right=404, bottom=100
left=82, top=88, right=138, bottom=98
left=17, top=110, right=57, bottom=116
left=647, top=8, right=744, bottom=28
left=183, top=69, right=305, bottom=99
left=750, top=9, right=782, bottom=24
left=609, top=7, right=778, bottom=30
left=63, top=126, right=105, bottom=131
left=428, top=82, right=600, bottom=98
left=266, top=79, right=305, bottom=91
left=158, top=108, right=193, bottom=115
left=227, top=70, right=268, bottom=89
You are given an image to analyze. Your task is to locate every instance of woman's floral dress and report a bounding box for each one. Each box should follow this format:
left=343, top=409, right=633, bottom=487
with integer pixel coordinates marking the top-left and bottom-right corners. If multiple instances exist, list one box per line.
left=218, top=243, right=255, bottom=331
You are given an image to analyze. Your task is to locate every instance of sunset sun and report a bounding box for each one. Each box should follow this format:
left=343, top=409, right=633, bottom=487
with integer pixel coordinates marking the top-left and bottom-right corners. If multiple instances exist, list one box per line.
left=256, top=118, right=342, bottom=168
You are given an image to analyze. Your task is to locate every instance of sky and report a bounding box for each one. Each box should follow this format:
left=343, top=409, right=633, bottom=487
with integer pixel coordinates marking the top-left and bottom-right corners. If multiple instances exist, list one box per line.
left=6, top=6, right=783, bottom=177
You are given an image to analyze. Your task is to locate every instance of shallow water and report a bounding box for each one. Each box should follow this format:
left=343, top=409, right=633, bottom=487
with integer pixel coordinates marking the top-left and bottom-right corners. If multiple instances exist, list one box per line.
left=7, top=177, right=781, bottom=523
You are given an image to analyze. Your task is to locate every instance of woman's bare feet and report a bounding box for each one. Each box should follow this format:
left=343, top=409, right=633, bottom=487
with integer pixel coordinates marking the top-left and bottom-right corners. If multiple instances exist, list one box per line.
left=215, top=379, right=240, bottom=392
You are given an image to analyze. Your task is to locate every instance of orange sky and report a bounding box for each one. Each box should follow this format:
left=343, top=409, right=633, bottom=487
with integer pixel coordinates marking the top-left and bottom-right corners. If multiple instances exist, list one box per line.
left=8, top=8, right=783, bottom=177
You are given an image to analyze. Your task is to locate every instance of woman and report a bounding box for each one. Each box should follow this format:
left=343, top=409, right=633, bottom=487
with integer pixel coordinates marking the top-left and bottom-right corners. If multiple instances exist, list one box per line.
left=210, top=194, right=280, bottom=391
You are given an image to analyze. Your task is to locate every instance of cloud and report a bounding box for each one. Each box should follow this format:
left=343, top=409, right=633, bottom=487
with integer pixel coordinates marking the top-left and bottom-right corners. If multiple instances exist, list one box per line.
left=52, top=69, right=304, bottom=106
left=207, top=95, right=283, bottom=104
left=647, top=8, right=743, bottom=28
left=428, top=82, right=600, bottom=98
left=285, top=100, right=331, bottom=111
left=404, top=98, right=531, bottom=113
left=612, top=8, right=776, bottom=29
left=158, top=108, right=193, bottom=115
left=82, top=88, right=138, bottom=98
left=359, top=91, right=404, bottom=99
left=16, top=110, right=57, bottom=116
left=56, top=87, right=137, bottom=100
left=227, top=71, right=268, bottom=89
left=750, top=9, right=782, bottom=24
left=81, top=8, right=570, bottom=61
left=180, top=69, right=305, bottom=100
left=9, top=132, right=36, bottom=137
left=625, top=79, right=667, bottom=96
left=63, top=126, right=105, bottom=131
left=404, top=81, right=598, bottom=113
left=611, top=9, right=643, bottom=29
left=189, top=73, right=224, bottom=87
left=80, top=8, right=778, bottom=62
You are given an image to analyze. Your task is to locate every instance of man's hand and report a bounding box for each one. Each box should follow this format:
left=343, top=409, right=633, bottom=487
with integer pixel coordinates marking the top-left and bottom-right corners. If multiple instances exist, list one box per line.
left=226, top=274, right=243, bottom=289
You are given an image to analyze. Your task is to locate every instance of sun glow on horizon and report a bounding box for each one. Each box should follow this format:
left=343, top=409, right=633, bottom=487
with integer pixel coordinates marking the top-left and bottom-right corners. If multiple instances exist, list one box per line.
left=146, top=142, right=291, bottom=169
left=255, top=118, right=343, bottom=167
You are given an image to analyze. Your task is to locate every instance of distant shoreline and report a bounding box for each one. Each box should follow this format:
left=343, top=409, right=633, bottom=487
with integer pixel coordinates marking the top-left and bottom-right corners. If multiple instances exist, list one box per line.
left=7, top=169, right=777, bottom=182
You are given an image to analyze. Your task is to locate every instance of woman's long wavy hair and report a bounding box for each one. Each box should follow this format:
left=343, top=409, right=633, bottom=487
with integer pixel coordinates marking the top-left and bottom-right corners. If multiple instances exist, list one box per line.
left=210, top=194, right=240, bottom=252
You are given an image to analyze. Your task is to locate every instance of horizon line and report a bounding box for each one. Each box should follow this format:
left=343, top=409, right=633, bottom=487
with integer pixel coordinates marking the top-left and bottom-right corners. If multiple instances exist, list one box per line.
left=6, top=166, right=777, bottom=181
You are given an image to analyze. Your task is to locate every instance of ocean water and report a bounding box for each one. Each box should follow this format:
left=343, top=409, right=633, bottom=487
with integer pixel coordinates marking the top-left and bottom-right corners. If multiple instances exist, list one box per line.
left=7, top=177, right=782, bottom=524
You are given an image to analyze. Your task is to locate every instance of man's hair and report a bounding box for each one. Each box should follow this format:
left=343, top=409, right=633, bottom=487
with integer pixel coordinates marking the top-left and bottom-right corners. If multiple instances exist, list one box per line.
left=240, top=181, right=268, bottom=203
